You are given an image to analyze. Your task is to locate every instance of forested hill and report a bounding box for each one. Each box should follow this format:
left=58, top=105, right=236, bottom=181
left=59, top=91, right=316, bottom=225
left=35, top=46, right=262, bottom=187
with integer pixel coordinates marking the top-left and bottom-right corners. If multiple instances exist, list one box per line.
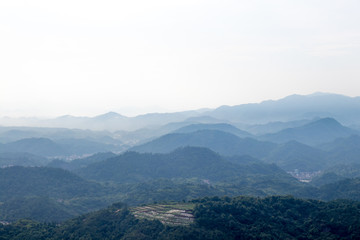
left=0, top=166, right=104, bottom=200
left=264, top=140, right=328, bottom=171
left=260, top=117, right=358, bottom=146
left=130, top=130, right=276, bottom=158
left=47, top=152, right=117, bottom=170
left=76, top=146, right=288, bottom=183
left=1, top=196, right=360, bottom=239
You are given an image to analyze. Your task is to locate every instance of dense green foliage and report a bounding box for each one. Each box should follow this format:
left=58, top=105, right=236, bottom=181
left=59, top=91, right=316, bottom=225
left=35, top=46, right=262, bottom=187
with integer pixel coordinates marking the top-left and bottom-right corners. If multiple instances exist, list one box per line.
left=0, top=220, right=56, bottom=240
left=2, top=146, right=360, bottom=223
left=192, top=196, right=360, bottom=239
left=0, top=166, right=110, bottom=222
left=1, top=95, right=360, bottom=238
left=1, top=196, right=360, bottom=239
left=0, top=166, right=104, bottom=200
left=0, top=197, right=73, bottom=222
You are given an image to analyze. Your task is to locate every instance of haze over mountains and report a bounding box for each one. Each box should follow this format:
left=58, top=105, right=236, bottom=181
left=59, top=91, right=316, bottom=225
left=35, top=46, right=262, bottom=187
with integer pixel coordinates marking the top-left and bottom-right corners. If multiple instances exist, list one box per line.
left=1, top=93, right=360, bottom=131
left=260, top=117, right=358, bottom=146
left=2, top=92, right=360, bottom=237
left=1, top=93, right=360, bottom=171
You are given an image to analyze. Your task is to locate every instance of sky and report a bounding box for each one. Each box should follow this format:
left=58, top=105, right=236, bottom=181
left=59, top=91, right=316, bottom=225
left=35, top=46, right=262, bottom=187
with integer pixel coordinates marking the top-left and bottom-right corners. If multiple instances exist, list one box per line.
left=1, top=0, right=360, bottom=117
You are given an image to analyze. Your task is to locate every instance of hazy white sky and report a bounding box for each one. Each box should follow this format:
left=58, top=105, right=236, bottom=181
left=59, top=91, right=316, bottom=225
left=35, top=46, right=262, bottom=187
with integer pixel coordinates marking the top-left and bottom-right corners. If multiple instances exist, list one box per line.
left=1, top=0, right=360, bottom=117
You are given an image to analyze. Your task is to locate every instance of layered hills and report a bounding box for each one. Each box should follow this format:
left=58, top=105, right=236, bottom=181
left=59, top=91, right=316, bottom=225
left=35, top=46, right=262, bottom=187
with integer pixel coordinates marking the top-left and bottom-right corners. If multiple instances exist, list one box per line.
left=173, top=123, right=253, bottom=138
left=130, top=130, right=276, bottom=159
left=261, top=117, right=358, bottom=146
left=263, top=141, right=328, bottom=171
left=1, top=92, right=360, bottom=235
left=0, top=166, right=104, bottom=200
left=130, top=117, right=360, bottom=172
left=76, top=146, right=286, bottom=183
left=2, top=196, right=360, bottom=239
left=1, top=146, right=360, bottom=224
left=1, top=93, right=360, bottom=131
left=0, top=137, right=123, bottom=158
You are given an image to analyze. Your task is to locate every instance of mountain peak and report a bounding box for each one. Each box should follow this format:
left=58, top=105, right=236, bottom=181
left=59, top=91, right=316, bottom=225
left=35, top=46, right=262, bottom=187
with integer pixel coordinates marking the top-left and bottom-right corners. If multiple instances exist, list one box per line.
left=94, top=112, right=125, bottom=120
left=307, top=117, right=342, bottom=127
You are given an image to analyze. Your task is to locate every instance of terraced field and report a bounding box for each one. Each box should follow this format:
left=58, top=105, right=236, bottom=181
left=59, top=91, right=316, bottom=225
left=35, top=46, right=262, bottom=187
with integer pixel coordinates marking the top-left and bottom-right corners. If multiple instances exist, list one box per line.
left=130, top=203, right=195, bottom=226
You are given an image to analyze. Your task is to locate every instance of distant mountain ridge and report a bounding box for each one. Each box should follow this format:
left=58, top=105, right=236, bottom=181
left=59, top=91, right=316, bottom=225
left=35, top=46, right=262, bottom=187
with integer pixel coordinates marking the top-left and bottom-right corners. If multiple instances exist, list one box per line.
left=131, top=118, right=360, bottom=172
left=0, top=138, right=66, bottom=157
left=206, top=93, right=360, bottom=124
left=1, top=92, right=360, bottom=131
left=130, top=129, right=276, bottom=158
left=0, top=137, right=123, bottom=157
left=173, top=123, right=253, bottom=138
left=260, top=118, right=358, bottom=146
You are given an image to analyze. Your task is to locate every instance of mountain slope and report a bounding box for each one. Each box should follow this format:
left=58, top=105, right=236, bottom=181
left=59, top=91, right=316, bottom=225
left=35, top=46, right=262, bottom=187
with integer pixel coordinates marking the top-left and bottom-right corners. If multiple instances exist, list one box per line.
left=47, top=152, right=117, bottom=171
left=0, top=166, right=104, bottom=200
left=131, top=130, right=276, bottom=158
left=0, top=126, right=122, bottom=144
left=319, top=135, right=360, bottom=165
left=318, top=178, right=360, bottom=201
left=207, top=92, right=360, bottom=124
left=0, top=138, right=67, bottom=157
left=4, top=196, right=360, bottom=239
left=2, top=93, right=360, bottom=131
left=0, top=152, right=49, bottom=167
left=264, top=141, right=328, bottom=171
left=322, top=163, right=360, bottom=179
left=0, top=196, right=74, bottom=222
left=0, top=137, right=123, bottom=157
left=174, top=123, right=253, bottom=138
left=76, top=147, right=287, bottom=183
left=260, top=118, right=357, bottom=146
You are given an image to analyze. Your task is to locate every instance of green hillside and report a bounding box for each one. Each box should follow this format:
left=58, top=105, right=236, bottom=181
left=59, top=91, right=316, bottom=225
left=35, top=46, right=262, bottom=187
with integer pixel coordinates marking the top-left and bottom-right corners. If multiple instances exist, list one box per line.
left=0, top=166, right=104, bottom=200
left=1, top=196, right=360, bottom=239
left=76, top=146, right=287, bottom=183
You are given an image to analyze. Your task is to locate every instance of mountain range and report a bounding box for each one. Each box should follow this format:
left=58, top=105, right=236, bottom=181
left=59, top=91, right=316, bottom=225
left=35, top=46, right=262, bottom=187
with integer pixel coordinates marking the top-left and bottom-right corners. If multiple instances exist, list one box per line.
left=76, top=146, right=288, bottom=183
left=1, top=93, right=360, bottom=132
left=1, top=92, right=360, bottom=225
left=260, top=117, right=358, bottom=146
left=1, top=116, right=359, bottom=172
left=0, top=137, right=124, bottom=158
left=130, top=130, right=276, bottom=159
